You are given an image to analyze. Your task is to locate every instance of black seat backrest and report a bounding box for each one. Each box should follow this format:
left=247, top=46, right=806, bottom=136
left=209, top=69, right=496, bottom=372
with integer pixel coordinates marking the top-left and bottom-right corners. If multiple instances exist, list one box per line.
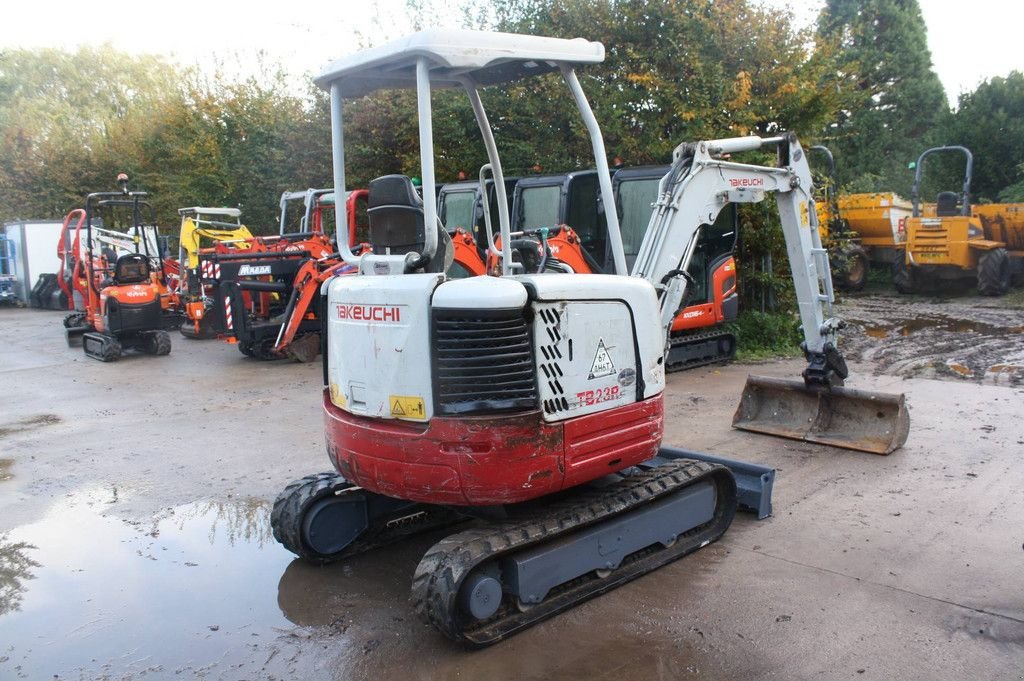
left=367, top=174, right=453, bottom=274
left=368, top=175, right=426, bottom=256
left=936, top=191, right=960, bottom=217
left=113, top=253, right=151, bottom=285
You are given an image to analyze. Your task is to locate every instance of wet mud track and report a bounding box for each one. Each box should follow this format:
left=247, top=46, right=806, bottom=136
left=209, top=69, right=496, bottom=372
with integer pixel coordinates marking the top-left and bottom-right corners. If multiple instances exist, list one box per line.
left=837, top=291, right=1024, bottom=385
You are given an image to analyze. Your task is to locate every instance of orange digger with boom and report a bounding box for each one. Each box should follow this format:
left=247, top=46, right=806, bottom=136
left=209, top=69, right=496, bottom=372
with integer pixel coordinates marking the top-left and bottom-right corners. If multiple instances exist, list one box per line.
left=210, top=189, right=367, bottom=360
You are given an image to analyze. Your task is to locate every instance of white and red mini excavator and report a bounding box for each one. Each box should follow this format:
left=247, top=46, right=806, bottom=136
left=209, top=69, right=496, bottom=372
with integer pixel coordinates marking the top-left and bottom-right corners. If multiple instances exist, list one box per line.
left=271, top=30, right=910, bottom=646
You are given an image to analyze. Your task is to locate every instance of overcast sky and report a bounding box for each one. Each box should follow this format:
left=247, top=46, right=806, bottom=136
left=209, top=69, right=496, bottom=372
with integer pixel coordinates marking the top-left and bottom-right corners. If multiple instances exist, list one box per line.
left=1, top=0, right=1019, bottom=107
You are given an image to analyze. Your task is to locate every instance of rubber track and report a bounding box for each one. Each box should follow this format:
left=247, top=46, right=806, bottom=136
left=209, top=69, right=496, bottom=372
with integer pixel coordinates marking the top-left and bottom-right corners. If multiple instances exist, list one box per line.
left=666, top=330, right=736, bottom=373
left=411, top=459, right=737, bottom=646
left=271, top=472, right=463, bottom=564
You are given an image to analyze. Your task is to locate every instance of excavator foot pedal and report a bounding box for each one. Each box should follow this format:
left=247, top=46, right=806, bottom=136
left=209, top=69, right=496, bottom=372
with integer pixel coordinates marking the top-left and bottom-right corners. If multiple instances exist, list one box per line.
left=732, top=375, right=910, bottom=455
left=82, top=332, right=122, bottom=362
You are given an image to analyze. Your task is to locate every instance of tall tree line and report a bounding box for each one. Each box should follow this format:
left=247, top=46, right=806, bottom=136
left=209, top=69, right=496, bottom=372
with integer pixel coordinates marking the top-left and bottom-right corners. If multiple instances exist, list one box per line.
left=2, top=0, right=1022, bottom=236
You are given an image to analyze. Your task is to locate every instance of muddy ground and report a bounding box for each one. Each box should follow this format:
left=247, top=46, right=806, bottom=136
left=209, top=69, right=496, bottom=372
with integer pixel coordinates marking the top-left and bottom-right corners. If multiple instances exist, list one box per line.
left=0, top=295, right=1022, bottom=681
left=837, top=285, right=1024, bottom=386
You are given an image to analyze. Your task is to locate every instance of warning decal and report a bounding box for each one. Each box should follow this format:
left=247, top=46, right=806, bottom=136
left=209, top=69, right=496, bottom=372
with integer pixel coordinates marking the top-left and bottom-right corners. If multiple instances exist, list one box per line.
left=588, top=339, right=616, bottom=379
left=390, top=395, right=425, bottom=420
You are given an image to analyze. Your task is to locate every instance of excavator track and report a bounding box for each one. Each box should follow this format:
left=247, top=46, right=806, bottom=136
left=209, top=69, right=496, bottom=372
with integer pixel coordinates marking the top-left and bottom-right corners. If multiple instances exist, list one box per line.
left=271, top=472, right=464, bottom=564
left=411, top=459, right=736, bottom=646
left=666, top=329, right=736, bottom=373
left=82, top=332, right=122, bottom=362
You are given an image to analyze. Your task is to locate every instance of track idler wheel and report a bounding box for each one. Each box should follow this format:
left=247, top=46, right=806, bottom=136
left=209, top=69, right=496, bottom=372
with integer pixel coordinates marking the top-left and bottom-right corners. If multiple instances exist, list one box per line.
left=271, top=472, right=365, bottom=564
left=272, top=472, right=463, bottom=565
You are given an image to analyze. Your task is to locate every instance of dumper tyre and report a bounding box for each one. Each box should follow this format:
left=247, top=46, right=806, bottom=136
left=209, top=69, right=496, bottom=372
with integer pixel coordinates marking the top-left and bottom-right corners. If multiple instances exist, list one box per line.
left=891, top=251, right=914, bottom=294
left=839, top=246, right=869, bottom=291
left=977, top=248, right=1010, bottom=297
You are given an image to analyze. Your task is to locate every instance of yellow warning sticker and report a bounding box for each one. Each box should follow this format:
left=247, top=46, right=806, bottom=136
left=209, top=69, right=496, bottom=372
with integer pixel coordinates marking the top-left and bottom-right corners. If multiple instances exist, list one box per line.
left=390, top=394, right=426, bottom=420
left=799, top=201, right=810, bottom=228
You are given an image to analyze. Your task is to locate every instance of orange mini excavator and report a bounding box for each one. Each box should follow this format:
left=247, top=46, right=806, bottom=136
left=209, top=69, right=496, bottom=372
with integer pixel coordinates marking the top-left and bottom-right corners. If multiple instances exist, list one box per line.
left=61, top=174, right=174, bottom=361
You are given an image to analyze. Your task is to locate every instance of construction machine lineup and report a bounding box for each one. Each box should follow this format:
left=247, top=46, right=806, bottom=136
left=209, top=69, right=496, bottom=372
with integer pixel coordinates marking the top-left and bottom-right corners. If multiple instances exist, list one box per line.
left=41, top=25, right=1024, bottom=647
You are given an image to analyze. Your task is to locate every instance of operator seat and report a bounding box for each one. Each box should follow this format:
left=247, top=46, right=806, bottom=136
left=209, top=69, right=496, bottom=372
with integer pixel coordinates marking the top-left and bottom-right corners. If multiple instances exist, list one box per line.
left=112, top=253, right=152, bottom=285
left=367, top=175, right=452, bottom=273
left=935, top=191, right=962, bottom=217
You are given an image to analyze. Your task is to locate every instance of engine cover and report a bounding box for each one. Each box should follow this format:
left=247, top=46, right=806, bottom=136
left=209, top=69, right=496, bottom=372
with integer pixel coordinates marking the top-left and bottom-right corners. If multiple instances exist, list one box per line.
left=517, top=274, right=665, bottom=423
left=325, top=272, right=443, bottom=421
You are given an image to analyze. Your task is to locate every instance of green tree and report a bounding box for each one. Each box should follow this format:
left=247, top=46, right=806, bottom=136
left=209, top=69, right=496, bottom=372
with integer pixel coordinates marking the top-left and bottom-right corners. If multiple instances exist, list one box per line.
left=944, top=72, right=1024, bottom=202
left=817, top=0, right=949, bottom=195
left=0, top=45, right=180, bottom=221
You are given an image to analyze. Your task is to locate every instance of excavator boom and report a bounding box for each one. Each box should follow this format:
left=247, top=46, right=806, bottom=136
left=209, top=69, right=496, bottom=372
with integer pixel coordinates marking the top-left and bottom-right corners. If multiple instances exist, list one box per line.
left=632, top=134, right=909, bottom=454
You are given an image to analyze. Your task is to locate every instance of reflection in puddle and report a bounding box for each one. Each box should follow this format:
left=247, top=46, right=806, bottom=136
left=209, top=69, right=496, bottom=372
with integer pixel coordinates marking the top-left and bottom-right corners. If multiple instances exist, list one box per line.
left=0, top=488, right=297, bottom=679
left=0, top=535, right=40, bottom=617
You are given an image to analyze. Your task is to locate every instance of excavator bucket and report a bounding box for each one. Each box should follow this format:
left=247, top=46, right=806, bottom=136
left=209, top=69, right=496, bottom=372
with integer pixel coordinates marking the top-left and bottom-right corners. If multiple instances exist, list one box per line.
left=283, top=333, right=321, bottom=363
left=732, top=375, right=910, bottom=455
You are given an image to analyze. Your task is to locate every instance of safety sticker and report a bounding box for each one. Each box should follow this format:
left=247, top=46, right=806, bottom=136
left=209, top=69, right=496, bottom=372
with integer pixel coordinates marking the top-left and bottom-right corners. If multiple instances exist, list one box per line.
left=588, top=339, right=616, bottom=379
left=390, top=395, right=425, bottom=420
left=800, top=201, right=810, bottom=228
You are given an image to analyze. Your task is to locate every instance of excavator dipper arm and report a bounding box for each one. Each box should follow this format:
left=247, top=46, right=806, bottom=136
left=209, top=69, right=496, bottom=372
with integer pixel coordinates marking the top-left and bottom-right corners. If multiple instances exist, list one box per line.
left=631, top=134, right=908, bottom=453
left=632, top=133, right=843, bottom=386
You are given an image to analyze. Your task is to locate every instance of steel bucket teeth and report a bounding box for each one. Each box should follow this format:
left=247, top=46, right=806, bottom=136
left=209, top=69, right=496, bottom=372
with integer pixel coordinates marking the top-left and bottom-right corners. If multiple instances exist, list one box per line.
left=732, top=375, right=910, bottom=455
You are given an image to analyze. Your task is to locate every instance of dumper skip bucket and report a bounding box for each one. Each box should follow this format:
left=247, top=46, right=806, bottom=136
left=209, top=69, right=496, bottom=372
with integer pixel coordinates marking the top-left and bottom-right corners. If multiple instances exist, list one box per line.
left=732, top=375, right=910, bottom=455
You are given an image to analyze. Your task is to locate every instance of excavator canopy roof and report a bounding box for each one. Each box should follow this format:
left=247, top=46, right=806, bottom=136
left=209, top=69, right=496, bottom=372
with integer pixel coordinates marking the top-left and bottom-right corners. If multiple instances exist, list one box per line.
left=314, top=29, right=605, bottom=97
left=177, top=207, right=242, bottom=217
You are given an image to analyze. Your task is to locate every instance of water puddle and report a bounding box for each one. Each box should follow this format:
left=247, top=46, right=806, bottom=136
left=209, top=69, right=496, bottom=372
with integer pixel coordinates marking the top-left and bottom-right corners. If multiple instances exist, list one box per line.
left=863, top=315, right=1024, bottom=339
left=0, top=459, right=12, bottom=482
left=0, top=487, right=299, bottom=679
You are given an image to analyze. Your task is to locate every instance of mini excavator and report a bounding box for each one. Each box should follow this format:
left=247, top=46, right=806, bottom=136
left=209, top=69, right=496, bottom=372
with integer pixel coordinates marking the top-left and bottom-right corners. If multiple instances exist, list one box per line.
left=271, top=30, right=911, bottom=645
left=60, top=175, right=175, bottom=361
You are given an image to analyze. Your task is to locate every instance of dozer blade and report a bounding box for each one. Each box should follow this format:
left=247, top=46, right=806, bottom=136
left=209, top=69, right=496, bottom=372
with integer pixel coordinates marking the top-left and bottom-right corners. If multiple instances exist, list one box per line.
left=732, top=375, right=910, bottom=455
left=65, top=325, right=89, bottom=347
